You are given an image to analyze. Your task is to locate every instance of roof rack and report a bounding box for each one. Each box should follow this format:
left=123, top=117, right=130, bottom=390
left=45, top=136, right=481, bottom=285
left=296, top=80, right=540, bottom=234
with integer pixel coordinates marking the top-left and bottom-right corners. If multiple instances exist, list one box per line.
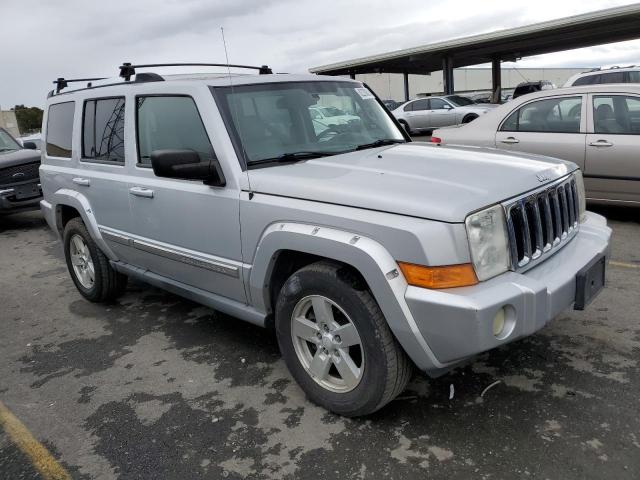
left=53, top=77, right=107, bottom=94
left=118, top=62, right=272, bottom=81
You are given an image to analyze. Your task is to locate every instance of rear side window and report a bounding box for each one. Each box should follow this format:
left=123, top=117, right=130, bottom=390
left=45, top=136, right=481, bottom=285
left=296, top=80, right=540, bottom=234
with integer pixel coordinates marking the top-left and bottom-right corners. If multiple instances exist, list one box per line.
left=501, top=97, right=582, bottom=133
left=46, top=102, right=75, bottom=158
left=629, top=71, right=640, bottom=83
left=599, top=72, right=625, bottom=84
left=82, top=97, right=125, bottom=163
left=136, top=96, right=213, bottom=167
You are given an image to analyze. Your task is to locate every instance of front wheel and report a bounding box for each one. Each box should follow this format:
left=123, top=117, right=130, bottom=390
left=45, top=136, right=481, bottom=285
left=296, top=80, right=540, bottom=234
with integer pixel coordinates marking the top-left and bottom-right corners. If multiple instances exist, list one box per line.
left=462, top=114, right=478, bottom=124
left=275, top=261, right=412, bottom=416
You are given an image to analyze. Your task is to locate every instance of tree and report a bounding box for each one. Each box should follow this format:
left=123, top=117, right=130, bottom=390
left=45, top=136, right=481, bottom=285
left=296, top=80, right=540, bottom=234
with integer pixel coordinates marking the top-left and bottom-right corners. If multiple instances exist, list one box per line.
left=12, top=105, right=44, bottom=134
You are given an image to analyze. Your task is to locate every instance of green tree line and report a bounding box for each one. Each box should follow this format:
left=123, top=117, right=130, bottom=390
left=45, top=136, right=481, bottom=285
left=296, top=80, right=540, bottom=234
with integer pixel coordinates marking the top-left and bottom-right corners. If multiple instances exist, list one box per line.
left=11, top=105, right=44, bottom=134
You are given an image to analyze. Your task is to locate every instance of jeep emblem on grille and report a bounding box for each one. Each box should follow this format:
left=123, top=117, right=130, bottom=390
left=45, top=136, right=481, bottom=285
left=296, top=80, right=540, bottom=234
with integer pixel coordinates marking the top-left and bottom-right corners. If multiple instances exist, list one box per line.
left=536, top=172, right=551, bottom=182
left=12, top=172, right=26, bottom=180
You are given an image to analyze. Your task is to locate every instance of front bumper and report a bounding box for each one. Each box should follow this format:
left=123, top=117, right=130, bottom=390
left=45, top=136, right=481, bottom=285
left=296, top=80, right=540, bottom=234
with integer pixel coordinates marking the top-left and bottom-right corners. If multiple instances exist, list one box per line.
left=0, top=182, right=42, bottom=214
left=406, top=211, right=611, bottom=366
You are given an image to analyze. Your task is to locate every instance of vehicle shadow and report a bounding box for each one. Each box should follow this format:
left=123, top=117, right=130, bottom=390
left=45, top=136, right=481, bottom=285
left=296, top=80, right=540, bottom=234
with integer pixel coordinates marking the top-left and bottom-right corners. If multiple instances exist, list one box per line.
left=589, top=203, right=640, bottom=224
left=0, top=210, right=46, bottom=234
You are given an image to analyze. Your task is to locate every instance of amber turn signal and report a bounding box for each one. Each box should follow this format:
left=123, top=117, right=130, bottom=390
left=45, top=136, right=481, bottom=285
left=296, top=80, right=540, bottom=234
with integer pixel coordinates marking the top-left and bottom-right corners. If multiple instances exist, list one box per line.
left=398, top=262, right=479, bottom=289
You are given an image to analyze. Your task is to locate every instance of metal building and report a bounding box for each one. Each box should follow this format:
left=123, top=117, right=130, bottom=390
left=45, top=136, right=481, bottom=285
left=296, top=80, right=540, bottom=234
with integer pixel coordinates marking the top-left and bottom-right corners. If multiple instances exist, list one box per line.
left=310, top=4, right=640, bottom=101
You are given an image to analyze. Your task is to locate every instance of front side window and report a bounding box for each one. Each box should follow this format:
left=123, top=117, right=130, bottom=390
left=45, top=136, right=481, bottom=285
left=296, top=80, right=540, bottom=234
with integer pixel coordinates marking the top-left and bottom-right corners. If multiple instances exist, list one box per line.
left=446, top=95, right=474, bottom=107
left=430, top=98, right=449, bottom=110
left=214, top=81, right=405, bottom=167
left=136, top=96, right=214, bottom=167
left=82, top=97, right=125, bottom=163
left=593, top=95, right=640, bottom=134
left=46, top=102, right=75, bottom=158
left=500, top=96, right=582, bottom=133
left=0, top=128, right=21, bottom=153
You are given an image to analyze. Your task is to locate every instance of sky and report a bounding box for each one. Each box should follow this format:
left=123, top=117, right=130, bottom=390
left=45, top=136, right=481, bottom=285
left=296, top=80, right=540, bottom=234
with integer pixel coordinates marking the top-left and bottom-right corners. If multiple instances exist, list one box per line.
left=1, top=0, right=639, bottom=108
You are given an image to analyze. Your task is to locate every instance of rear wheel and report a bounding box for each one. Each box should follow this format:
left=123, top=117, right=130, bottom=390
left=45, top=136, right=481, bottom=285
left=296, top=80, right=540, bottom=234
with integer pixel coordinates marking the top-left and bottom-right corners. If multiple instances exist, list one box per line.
left=63, top=218, right=127, bottom=302
left=275, top=261, right=412, bottom=416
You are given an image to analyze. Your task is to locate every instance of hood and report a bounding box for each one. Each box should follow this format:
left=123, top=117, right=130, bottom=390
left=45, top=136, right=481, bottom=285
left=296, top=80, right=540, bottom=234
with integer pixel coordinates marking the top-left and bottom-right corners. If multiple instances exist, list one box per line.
left=0, top=149, right=41, bottom=169
left=248, top=143, right=575, bottom=223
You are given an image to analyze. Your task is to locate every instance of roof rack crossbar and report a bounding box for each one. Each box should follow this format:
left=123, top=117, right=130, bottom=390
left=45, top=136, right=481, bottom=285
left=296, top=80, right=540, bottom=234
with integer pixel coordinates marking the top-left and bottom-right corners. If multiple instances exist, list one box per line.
left=53, top=77, right=107, bottom=94
left=119, top=62, right=272, bottom=81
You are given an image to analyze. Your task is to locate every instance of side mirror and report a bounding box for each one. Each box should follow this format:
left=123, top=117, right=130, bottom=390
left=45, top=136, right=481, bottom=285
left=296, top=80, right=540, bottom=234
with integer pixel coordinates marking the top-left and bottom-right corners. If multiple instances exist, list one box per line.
left=150, top=149, right=226, bottom=187
left=443, top=104, right=453, bottom=110
left=23, top=141, right=38, bottom=150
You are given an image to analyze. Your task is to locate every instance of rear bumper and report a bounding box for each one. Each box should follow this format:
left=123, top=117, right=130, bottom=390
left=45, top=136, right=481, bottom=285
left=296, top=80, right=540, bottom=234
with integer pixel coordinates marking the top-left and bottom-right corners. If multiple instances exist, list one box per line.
left=406, top=212, right=611, bottom=369
left=0, top=183, right=42, bottom=214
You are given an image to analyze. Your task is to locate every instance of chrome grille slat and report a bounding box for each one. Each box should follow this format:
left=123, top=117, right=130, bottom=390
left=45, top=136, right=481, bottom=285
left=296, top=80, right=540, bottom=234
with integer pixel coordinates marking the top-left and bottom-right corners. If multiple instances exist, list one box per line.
left=504, top=174, right=580, bottom=274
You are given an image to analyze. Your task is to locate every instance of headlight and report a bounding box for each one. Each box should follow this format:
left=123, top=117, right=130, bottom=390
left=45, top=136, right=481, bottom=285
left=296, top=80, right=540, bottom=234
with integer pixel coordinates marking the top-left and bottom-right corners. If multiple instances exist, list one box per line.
left=465, top=204, right=510, bottom=281
left=574, top=170, right=587, bottom=223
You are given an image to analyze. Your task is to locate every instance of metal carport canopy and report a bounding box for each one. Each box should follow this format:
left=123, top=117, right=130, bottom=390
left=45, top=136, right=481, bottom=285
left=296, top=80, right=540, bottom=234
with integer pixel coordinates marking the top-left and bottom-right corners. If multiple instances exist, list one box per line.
left=309, top=4, right=640, bottom=76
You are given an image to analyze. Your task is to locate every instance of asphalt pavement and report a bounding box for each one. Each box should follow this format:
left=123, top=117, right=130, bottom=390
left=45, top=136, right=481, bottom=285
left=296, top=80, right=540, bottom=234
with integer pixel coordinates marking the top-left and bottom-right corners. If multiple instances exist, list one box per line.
left=0, top=207, right=639, bottom=479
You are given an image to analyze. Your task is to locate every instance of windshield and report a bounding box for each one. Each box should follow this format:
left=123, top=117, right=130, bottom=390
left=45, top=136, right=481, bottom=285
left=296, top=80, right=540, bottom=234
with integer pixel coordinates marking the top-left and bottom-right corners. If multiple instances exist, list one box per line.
left=214, top=81, right=405, bottom=166
left=446, top=95, right=475, bottom=107
left=0, top=129, right=21, bottom=153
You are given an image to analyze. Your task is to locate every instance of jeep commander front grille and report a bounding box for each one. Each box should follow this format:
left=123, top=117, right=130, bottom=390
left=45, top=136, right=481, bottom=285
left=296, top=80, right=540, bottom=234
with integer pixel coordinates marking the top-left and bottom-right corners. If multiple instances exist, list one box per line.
left=0, top=161, right=41, bottom=187
left=505, top=174, right=579, bottom=272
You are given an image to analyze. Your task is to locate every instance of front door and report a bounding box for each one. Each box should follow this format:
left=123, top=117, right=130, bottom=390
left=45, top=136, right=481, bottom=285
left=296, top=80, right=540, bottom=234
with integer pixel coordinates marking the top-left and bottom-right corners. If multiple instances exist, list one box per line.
left=127, top=93, right=245, bottom=302
left=585, top=93, right=640, bottom=204
left=494, top=95, right=587, bottom=168
left=427, top=98, right=456, bottom=128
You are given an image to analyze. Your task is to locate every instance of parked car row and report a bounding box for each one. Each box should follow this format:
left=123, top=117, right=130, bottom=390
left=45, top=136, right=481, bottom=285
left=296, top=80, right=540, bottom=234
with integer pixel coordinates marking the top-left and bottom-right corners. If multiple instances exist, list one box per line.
left=431, top=84, right=640, bottom=206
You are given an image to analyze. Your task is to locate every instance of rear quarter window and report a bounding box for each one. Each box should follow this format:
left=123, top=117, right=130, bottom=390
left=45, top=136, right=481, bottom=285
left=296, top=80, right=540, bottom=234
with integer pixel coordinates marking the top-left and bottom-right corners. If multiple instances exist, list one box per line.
left=46, top=102, right=75, bottom=158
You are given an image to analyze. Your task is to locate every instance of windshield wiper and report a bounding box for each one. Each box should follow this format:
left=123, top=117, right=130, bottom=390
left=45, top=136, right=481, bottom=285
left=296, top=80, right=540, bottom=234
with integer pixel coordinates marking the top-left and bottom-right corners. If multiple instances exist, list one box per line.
left=250, top=151, right=339, bottom=166
left=354, top=139, right=406, bottom=151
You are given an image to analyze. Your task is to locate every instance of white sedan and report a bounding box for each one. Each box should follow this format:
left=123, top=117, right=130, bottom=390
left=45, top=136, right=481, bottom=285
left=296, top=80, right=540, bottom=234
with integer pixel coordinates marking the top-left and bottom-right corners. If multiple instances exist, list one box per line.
left=431, top=84, right=640, bottom=206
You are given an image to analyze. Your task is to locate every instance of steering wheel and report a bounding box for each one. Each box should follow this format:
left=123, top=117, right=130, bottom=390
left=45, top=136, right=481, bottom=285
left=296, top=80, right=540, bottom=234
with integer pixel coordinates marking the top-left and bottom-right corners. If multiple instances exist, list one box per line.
left=317, top=125, right=344, bottom=141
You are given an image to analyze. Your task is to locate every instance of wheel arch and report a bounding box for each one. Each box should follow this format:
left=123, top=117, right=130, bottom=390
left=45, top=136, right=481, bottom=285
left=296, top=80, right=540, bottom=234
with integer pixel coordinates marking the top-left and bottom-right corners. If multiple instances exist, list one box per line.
left=50, top=189, right=117, bottom=260
left=249, top=222, right=444, bottom=371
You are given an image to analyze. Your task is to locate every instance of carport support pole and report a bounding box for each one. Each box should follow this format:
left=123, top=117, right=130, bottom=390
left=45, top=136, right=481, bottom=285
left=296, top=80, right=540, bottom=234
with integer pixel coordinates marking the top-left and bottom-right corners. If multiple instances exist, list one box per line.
left=442, top=57, right=454, bottom=95
left=491, top=58, right=502, bottom=103
left=403, top=72, right=409, bottom=101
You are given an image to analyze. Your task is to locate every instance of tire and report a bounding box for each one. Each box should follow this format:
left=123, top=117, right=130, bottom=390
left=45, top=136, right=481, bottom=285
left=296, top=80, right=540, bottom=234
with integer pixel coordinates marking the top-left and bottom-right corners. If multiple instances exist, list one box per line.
left=63, top=218, right=127, bottom=302
left=398, top=120, right=412, bottom=136
left=275, top=260, right=412, bottom=416
left=462, top=114, right=478, bottom=124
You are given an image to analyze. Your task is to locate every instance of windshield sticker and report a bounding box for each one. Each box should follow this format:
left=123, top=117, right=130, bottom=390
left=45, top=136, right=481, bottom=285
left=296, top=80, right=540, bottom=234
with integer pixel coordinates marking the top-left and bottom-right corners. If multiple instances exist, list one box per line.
left=355, top=87, right=375, bottom=100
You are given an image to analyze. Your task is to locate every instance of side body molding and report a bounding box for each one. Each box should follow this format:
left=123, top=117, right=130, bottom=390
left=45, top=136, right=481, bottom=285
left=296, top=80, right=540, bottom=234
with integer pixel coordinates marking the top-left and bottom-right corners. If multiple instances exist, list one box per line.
left=249, top=222, right=448, bottom=372
left=49, top=188, right=118, bottom=260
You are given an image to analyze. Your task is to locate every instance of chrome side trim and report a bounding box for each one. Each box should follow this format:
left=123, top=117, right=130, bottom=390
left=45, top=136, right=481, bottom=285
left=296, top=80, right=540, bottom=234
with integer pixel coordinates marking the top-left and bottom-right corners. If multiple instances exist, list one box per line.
left=98, top=228, right=240, bottom=278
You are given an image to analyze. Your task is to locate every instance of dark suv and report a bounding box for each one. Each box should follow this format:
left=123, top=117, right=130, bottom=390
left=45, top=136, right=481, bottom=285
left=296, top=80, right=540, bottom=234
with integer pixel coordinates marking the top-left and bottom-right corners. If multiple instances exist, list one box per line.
left=0, top=127, right=42, bottom=214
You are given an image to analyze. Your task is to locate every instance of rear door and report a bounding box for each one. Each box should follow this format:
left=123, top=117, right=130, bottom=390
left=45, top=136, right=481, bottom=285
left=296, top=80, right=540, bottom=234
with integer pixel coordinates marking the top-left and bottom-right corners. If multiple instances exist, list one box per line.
left=584, top=93, right=640, bottom=203
left=403, top=99, right=430, bottom=130
left=494, top=95, right=587, bottom=168
left=126, top=91, right=245, bottom=302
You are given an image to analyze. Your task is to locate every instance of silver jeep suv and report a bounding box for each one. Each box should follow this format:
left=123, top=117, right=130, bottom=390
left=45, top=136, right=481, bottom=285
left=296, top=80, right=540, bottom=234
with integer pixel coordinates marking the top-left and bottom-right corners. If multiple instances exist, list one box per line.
left=40, top=63, right=611, bottom=416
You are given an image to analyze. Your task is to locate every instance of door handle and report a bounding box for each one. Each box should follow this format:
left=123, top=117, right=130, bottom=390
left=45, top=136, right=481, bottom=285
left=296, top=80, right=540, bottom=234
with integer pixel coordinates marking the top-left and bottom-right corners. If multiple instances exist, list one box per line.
left=588, top=140, right=613, bottom=147
left=72, top=177, right=90, bottom=186
left=129, top=187, right=154, bottom=198
left=500, top=137, right=519, bottom=144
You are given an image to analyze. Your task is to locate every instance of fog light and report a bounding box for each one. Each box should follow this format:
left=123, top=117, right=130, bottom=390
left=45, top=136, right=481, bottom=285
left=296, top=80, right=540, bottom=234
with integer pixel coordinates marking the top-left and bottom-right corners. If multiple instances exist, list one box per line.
left=492, top=308, right=506, bottom=337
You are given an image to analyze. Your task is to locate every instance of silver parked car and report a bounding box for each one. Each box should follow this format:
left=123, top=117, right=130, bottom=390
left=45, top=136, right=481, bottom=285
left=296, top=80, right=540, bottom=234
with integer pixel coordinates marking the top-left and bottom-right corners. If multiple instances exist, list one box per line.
left=392, top=95, right=498, bottom=134
left=432, top=84, right=640, bottom=206
left=40, top=64, right=610, bottom=416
